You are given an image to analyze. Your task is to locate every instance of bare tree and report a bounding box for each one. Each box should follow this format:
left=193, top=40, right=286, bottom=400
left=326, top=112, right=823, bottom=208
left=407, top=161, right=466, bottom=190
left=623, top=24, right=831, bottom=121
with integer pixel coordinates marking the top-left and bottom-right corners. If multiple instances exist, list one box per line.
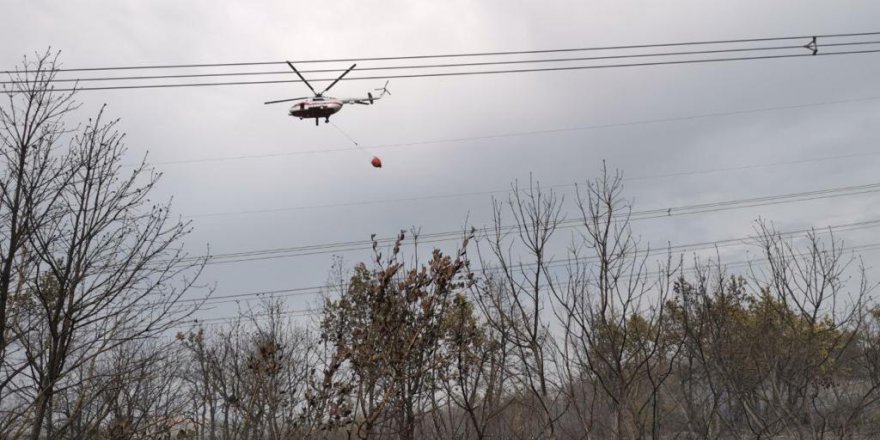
left=0, top=51, right=79, bottom=404
left=475, top=177, right=568, bottom=439
left=52, top=338, right=191, bottom=439
left=0, top=51, right=204, bottom=439
left=552, top=167, right=679, bottom=439
left=179, top=298, right=317, bottom=440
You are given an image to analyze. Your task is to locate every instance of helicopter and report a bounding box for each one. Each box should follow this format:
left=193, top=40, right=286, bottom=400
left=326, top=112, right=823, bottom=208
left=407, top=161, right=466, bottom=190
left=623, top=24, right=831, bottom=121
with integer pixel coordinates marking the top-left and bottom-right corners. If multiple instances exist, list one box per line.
left=264, top=62, right=390, bottom=126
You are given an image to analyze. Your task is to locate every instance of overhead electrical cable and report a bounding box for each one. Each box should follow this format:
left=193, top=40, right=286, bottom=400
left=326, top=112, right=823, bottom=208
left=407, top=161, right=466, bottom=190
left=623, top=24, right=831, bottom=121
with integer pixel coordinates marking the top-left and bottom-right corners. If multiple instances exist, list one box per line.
left=163, top=181, right=880, bottom=267
left=191, top=215, right=880, bottom=267
left=11, top=43, right=876, bottom=84
left=186, top=156, right=880, bottom=219
left=5, top=31, right=880, bottom=74
left=176, top=236, right=880, bottom=324
left=184, top=240, right=880, bottom=310
left=145, top=94, right=880, bottom=166
left=32, top=49, right=880, bottom=92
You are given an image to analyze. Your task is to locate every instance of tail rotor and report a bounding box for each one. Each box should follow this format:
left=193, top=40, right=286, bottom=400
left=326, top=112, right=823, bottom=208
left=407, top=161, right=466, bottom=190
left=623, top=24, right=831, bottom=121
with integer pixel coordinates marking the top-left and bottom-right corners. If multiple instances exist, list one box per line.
left=374, top=80, right=391, bottom=98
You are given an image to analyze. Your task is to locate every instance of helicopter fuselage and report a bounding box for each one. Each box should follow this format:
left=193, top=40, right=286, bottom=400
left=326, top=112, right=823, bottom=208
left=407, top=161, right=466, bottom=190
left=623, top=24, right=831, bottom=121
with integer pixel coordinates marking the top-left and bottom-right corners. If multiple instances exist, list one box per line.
left=289, top=97, right=343, bottom=120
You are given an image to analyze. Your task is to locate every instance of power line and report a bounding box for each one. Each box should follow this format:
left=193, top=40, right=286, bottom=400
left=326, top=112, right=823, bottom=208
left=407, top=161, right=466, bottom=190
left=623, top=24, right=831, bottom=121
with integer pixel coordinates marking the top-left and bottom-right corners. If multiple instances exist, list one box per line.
left=7, top=31, right=880, bottom=74
left=35, top=49, right=880, bottom=93
left=182, top=308, right=320, bottom=326
left=178, top=235, right=880, bottom=324
left=148, top=94, right=880, bottom=167
left=186, top=153, right=880, bottom=219
left=625, top=150, right=880, bottom=182
left=179, top=236, right=880, bottom=309
left=14, top=43, right=880, bottom=85
left=13, top=40, right=880, bottom=86
left=196, top=214, right=880, bottom=268
left=169, top=180, right=880, bottom=267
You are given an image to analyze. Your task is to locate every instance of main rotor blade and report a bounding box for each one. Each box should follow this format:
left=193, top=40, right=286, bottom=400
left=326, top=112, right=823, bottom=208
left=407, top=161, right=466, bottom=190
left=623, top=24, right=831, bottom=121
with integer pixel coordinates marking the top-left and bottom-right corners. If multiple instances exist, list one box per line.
left=320, top=63, right=357, bottom=95
left=286, top=61, right=317, bottom=95
left=264, top=97, right=309, bottom=105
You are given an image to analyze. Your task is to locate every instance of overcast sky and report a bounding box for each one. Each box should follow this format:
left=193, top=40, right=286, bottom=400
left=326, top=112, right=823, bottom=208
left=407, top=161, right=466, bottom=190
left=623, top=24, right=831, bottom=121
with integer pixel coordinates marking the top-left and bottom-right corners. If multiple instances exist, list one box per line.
left=3, top=1, right=880, bottom=323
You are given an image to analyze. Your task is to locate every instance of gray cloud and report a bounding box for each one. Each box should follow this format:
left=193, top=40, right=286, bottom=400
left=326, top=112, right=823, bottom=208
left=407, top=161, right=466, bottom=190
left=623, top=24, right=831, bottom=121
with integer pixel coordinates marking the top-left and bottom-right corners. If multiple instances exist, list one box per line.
left=2, top=0, right=880, bottom=320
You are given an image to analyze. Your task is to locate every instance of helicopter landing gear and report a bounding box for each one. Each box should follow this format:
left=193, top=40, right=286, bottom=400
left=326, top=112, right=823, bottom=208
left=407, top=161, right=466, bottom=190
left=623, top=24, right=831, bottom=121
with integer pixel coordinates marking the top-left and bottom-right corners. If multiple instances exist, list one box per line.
left=325, top=117, right=330, bottom=124
left=315, top=118, right=319, bottom=126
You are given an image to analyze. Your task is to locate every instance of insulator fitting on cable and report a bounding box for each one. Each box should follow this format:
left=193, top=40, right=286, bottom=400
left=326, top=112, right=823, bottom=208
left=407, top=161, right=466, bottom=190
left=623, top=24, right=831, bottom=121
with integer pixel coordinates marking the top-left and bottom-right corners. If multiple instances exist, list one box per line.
left=804, top=36, right=818, bottom=55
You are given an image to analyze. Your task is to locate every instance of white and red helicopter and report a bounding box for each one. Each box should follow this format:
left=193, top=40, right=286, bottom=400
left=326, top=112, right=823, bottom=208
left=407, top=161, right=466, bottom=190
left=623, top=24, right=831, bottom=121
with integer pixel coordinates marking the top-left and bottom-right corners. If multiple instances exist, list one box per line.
left=264, top=62, right=390, bottom=126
